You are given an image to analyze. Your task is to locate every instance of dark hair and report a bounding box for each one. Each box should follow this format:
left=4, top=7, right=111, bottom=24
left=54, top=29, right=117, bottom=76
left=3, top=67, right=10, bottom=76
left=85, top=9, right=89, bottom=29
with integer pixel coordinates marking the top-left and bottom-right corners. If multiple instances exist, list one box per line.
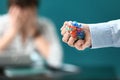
left=8, top=0, right=40, bottom=8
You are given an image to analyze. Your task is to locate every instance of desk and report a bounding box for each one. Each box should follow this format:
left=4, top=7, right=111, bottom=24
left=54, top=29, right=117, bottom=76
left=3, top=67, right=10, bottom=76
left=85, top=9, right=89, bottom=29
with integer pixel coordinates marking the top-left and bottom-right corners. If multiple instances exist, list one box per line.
left=0, top=66, right=118, bottom=80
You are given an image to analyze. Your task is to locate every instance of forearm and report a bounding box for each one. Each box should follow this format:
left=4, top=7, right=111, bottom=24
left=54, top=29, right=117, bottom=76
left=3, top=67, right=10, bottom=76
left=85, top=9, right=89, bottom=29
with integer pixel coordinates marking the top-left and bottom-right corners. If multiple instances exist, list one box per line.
left=34, top=35, right=63, bottom=68
left=0, top=27, right=18, bottom=51
left=88, top=19, right=120, bottom=49
left=34, top=36, right=50, bottom=59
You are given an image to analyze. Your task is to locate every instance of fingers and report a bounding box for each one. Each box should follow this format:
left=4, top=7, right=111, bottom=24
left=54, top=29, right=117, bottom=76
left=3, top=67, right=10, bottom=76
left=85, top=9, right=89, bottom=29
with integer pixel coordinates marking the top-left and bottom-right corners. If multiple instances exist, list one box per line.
left=62, top=32, right=78, bottom=47
left=61, top=21, right=72, bottom=35
left=62, top=34, right=86, bottom=50
left=61, top=21, right=68, bottom=35
left=61, top=21, right=85, bottom=50
left=61, top=21, right=67, bottom=31
left=74, top=40, right=84, bottom=50
left=62, top=32, right=71, bottom=43
left=67, top=37, right=77, bottom=47
left=61, top=26, right=67, bottom=35
left=61, top=21, right=91, bottom=51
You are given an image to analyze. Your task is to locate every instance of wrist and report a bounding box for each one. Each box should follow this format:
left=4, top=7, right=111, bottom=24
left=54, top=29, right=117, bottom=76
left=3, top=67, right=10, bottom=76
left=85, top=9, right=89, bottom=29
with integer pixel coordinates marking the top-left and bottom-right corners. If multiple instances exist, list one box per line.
left=83, top=24, right=92, bottom=48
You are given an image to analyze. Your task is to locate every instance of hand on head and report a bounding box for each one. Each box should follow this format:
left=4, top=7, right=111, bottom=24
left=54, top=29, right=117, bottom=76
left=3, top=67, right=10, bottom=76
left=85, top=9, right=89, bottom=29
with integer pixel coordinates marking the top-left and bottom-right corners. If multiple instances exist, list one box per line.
left=9, top=7, right=27, bottom=30
left=61, top=21, right=92, bottom=50
left=9, top=6, right=39, bottom=37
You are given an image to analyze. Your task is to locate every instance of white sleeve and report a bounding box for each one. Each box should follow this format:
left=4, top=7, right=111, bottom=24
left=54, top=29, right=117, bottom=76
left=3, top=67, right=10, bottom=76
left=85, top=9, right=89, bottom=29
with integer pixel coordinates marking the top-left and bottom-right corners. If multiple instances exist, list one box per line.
left=88, top=19, right=120, bottom=49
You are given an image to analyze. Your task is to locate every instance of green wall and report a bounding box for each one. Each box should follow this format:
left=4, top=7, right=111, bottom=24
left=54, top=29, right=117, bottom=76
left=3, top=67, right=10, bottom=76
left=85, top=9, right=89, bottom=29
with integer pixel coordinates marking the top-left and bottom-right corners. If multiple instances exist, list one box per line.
left=1, top=0, right=120, bottom=77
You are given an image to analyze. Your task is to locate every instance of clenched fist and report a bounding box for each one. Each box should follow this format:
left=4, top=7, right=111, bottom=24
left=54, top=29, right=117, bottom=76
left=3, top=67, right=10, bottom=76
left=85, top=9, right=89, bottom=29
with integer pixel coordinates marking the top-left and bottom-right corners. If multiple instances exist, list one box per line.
left=61, top=21, right=92, bottom=50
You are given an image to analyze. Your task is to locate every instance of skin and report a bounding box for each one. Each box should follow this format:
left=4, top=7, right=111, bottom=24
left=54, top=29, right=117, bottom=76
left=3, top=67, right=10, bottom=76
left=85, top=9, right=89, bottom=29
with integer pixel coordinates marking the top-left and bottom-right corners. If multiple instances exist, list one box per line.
left=0, top=7, right=24, bottom=50
left=61, top=21, right=92, bottom=50
left=0, top=6, right=50, bottom=59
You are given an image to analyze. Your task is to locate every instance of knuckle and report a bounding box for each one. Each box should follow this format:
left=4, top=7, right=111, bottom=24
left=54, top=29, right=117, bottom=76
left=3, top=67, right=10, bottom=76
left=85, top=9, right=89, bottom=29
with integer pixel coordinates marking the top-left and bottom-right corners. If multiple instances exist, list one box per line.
left=79, top=48, right=85, bottom=51
left=76, top=46, right=85, bottom=51
left=68, top=42, right=73, bottom=46
left=62, top=38, right=67, bottom=43
left=61, top=32, right=65, bottom=36
left=76, top=43, right=81, bottom=47
left=77, top=48, right=84, bottom=51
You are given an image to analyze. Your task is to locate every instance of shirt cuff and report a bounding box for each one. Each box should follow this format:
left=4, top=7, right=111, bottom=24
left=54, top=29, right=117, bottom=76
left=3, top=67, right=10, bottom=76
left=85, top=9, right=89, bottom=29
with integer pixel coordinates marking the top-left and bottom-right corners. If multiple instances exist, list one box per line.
left=88, top=23, right=114, bottom=49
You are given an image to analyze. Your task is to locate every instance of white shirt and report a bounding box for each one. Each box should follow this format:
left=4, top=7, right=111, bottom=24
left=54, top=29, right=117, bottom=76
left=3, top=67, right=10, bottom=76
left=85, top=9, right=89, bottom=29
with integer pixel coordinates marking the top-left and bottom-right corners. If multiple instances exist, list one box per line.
left=0, top=14, right=62, bottom=56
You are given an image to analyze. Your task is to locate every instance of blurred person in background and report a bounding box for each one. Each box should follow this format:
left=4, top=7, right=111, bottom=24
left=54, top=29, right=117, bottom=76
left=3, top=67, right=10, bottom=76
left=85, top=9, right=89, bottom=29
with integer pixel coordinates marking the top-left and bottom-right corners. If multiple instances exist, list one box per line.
left=0, top=0, right=78, bottom=75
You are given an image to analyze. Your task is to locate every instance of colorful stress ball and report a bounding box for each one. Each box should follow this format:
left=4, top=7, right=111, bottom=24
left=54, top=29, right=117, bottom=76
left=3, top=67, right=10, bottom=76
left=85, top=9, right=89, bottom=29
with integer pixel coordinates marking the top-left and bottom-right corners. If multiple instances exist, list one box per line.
left=65, top=21, right=85, bottom=40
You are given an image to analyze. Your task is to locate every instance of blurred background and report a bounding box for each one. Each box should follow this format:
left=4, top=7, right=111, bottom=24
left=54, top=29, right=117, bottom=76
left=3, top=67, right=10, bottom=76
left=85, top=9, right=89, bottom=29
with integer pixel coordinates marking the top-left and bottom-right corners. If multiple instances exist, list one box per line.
left=0, top=0, right=120, bottom=79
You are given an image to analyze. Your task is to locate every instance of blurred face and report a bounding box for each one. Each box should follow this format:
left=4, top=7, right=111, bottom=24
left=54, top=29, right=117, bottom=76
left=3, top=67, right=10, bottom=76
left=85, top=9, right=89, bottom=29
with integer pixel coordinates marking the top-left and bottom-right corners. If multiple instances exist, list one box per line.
left=9, top=6, right=38, bottom=29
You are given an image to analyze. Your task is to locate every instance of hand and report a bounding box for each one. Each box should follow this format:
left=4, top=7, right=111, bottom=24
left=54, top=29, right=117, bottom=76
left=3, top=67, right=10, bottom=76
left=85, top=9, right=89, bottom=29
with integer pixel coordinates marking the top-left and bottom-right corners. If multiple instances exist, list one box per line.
left=61, top=21, right=91, bottom=50
left=9, top=7, right=28, bottom=31
left=10, top=7, right=40, bottom=37
left=0, top=7, right=28, bottom=51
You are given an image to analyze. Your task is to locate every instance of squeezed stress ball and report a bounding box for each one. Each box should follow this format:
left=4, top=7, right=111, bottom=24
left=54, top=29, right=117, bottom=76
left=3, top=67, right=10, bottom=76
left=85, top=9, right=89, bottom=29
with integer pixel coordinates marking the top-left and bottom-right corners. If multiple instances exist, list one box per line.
left=65, top=21, right=85, bottom=40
